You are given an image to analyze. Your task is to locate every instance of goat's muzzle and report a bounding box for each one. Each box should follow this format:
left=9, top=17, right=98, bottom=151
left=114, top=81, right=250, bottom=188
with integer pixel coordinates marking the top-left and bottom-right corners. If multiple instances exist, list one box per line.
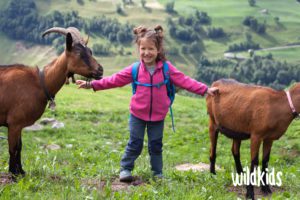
left=92, top=65, right=103, bottom=80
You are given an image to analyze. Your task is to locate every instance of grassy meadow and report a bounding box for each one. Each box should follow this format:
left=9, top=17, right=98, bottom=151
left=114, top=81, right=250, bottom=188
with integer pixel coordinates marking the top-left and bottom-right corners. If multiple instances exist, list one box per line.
left=0, top=85, right=300, bottom=199
left=1, top=0, right=300, bottom=199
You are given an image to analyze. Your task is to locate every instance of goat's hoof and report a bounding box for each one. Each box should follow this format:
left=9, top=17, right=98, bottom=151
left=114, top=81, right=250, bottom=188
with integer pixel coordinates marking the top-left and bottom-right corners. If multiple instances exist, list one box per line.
left=246, top=187, right=254, bottom=200
left=261, top=185, right=272, bottom=195
left=20, top=170, right=26, bottom=177
left=210, top=171, right=216, bottom=175
left=10, top=173, right=25, bottom=182
left=245, top=193, right=255, bottom=200
left=19, top=168, right=26, bottom=175
left=210, top=168, right=216, bottom=175
left=9, top=169, right=26, bottom=179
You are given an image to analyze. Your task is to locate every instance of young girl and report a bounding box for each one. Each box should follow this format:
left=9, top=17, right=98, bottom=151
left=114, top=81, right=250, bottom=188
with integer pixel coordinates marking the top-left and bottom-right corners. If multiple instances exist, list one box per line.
left=76, top=25, right=218, bottom=182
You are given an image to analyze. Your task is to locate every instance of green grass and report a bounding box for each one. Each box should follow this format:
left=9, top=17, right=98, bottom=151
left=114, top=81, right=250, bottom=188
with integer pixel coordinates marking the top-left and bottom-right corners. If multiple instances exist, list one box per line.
left=0, top=85, right=299, bottom=199
left=0, top=1, right=299, bottom=198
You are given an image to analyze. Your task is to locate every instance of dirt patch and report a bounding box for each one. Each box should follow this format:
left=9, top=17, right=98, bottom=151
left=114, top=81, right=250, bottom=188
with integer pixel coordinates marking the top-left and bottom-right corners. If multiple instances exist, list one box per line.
left=111, top=177, right=145, bottom=191
left=175, top=162, right=220, bottom=172
left=0, top=173, right=13, bottom=185
left=228, top=185, right=285, bottom=199
left=49, top=175, right=62, bottom=182
left=81, top=176, right=146, bottom=192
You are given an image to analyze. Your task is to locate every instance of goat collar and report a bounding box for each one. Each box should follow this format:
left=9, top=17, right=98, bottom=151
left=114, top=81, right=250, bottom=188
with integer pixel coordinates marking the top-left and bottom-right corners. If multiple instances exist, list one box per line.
left=37, top=67, right=56, bottom=110
left=285, top=91, right=299, bottom=119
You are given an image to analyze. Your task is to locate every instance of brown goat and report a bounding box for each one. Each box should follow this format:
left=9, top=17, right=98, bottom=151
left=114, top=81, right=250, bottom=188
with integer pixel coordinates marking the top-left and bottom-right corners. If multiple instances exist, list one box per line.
left=0, top=27, right=103, bottom=177
left=206, top=79, right=299, bottom=200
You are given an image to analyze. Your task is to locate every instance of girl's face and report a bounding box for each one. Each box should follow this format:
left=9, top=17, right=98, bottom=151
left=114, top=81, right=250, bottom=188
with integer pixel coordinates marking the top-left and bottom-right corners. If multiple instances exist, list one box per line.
left=139, top=38, right=159, bottom=66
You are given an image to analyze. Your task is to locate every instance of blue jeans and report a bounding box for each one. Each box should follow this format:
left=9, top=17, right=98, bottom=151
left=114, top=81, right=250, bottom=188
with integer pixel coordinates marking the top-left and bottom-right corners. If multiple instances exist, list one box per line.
left=120, top=114, right=164, bottom=174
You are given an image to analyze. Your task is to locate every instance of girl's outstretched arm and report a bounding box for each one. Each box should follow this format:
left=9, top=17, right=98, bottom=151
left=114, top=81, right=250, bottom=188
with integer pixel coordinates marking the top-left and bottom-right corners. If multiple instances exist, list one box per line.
left=167, top=61, right=219, bottom=96
left=90, top=66, right=132, bottom=91
left=76, top=65, right=133, bottom=91
left=167, top=61, right=208, bottom=95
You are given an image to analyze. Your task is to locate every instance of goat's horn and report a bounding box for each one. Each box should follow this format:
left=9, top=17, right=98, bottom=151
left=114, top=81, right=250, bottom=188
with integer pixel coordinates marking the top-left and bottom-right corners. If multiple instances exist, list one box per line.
left=42, top=27, right=68, bottom=38
left=42, top=27, right=85, bottom=45
left=66, top=27, right=85, bottom=44
left=85, top=35, right=89, bottom=45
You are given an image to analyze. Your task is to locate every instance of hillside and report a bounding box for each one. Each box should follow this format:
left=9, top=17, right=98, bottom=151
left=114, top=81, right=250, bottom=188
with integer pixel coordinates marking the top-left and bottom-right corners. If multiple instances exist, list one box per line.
left=0, top=0, right=300, bottom=77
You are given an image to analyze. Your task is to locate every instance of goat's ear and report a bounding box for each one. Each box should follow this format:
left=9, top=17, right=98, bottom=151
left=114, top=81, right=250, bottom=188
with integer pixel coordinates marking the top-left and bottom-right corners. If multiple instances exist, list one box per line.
left=66, top=33, right=73, bottom=52
left=85, top=35, right=89, bottom=45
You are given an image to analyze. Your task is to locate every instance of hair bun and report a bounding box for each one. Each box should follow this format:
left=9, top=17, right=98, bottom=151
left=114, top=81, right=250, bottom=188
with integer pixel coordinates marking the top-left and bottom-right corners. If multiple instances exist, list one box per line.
left=133, top=26, right=147, bottom=35
left=154, top=25, right=163, bottom=33
left=154, top=25, right=163, bottom=38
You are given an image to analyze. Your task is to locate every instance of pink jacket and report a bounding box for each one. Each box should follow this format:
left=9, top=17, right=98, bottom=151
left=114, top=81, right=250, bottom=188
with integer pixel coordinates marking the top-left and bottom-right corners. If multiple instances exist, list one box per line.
left=91, top=60, right=208, bottom=121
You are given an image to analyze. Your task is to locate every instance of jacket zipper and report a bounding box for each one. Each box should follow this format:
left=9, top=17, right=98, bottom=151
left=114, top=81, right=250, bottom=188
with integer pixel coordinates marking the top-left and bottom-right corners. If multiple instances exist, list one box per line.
left=149, top=74, right=153, bottom=121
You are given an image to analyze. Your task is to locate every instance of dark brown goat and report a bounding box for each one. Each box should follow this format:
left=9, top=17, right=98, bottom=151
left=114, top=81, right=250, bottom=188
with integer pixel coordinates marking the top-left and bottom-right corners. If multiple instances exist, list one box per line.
left=206, top=79, right=300, bottom=200
left=0, top=27, right=103, bottom=177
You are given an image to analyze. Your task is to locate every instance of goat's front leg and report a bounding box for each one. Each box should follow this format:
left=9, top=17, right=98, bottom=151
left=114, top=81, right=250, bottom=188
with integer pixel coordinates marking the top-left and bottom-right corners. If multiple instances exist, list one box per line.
left=231, top=139, right=243, bottom=174
left=209, top=119, right=219, bottom=174
left=8, top=126, right=25, bottom=177
left=261, top=139, right=273, bottom=195
left=16, top=137, right=25, bottom=176
left=246, top=135, right=261, bottom=200
left=71, top=75, right=76, bottom=83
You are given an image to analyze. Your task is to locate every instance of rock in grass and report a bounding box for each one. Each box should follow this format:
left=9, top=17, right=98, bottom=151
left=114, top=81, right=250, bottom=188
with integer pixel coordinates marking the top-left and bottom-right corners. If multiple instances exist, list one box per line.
left=46, top=144, right=61, bottom=150
left=24, top=123, right=43, bottom=131
left=51, top=122, right=65, bottom=129
left=175, top=162, right=221, bottom=172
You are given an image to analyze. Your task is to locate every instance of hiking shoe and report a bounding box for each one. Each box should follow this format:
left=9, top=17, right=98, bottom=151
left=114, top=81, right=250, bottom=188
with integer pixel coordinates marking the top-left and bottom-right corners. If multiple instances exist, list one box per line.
left=119, top=170, right=133, bottom=182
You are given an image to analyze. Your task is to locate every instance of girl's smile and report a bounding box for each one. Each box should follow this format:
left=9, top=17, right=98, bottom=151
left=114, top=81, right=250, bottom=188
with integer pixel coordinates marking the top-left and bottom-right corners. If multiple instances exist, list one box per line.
left=139, top=38, right=159, bottom=66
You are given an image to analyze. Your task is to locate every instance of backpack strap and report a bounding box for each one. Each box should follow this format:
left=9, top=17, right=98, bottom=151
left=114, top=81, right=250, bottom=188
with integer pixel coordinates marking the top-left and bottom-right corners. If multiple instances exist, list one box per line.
left=162, top=61, right=176, bottom=132
left=162, top=62, right=170, bottom=80
left=131, top=62, right=140, bottom=94
left=169, top=106, right=175, bottom=132
left=162, top=62, right=175, bottom=105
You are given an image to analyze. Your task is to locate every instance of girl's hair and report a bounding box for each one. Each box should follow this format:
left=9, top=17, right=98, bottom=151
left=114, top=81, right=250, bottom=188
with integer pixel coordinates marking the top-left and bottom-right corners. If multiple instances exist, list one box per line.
left=133, top=25, right=166, bottom=62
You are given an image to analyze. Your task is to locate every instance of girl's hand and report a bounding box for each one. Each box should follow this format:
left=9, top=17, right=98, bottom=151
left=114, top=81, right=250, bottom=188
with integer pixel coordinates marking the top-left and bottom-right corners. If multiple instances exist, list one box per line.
left=207, top=87, right=219, bottom=96
left=76, top=80, right=92, bottom=89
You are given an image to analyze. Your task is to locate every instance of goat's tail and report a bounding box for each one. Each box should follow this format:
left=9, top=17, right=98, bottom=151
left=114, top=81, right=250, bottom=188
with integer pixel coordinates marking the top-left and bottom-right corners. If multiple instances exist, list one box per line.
left=206, top=93, right=213, bottom=116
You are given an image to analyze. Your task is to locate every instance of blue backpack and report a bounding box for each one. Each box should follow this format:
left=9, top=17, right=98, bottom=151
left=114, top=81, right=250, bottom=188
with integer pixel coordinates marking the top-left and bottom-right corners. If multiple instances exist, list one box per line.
left=131, top=61, right=176, bottom=132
